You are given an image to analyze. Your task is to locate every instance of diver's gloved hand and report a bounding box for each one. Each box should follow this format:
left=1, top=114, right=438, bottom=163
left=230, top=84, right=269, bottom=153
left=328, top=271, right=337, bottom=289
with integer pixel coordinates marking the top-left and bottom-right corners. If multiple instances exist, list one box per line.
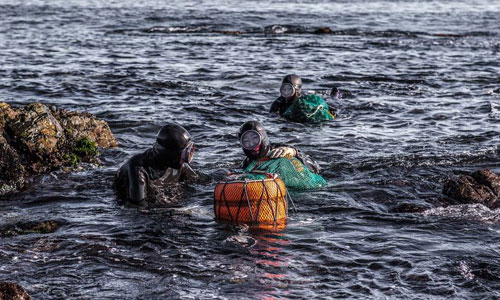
left=268, top=147, right=297, bottom=159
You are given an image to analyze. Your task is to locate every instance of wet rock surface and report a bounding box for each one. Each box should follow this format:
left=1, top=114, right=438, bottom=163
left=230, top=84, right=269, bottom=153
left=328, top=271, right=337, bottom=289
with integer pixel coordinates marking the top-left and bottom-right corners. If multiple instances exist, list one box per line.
left=217, top=30, right=243, bottom=35
left=8, top=103, right=67, bottom=174
left=0, top=102, right=117, bottom=196
left=313, top=27, right=333, bottom=34
left=442, top=169, right=500, bottom=209
left=0, top=220, right=61, bottom=237
left=52, top=107, right=118, bottom=149
left=0, top=282, right=32, bottom=300
left=0, top=139, right=25, bottom=195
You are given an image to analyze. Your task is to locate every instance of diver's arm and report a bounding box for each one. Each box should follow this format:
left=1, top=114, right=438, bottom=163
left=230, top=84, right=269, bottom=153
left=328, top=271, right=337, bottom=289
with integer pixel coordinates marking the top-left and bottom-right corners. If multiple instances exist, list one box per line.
left=128, top=166, right=147, bottom=204
left=327, top=102, right=337, bottom=117
left=268, top=144, right=321, bottom=173
left=180, top=163, right=205, bottom=183
left=270, top=97, right=289, bottom=114
left=240, top=157, right=252, bottom=169
left=268, top=145, right=297, bottom=159
left=328, top=87, right=341, bottom=116
left=270, top=98, right=280, bottom=113
left=296, top=150, right=321, bottom=174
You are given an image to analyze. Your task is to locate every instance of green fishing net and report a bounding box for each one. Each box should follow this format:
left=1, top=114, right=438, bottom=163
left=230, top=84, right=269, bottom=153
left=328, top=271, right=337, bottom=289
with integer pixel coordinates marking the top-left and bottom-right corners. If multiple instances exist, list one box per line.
left=235, top=173, right=268, bottom=181
left=243, top=157, right=327, bottom=190
left=282, top=94, right=335, bottom=123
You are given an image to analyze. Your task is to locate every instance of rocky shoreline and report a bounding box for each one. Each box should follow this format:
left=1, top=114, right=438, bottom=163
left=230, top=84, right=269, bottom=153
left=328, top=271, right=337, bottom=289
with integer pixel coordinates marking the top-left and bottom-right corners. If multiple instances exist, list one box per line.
left=0, top=282, right=31, bottom=300
left=0, top=102, right=117, bottom=196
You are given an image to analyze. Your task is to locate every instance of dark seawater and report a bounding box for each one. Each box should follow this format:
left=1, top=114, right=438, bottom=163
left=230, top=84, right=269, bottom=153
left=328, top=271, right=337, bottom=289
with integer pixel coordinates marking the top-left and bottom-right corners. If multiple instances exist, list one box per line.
left=1, top=0, right=500, bottom=298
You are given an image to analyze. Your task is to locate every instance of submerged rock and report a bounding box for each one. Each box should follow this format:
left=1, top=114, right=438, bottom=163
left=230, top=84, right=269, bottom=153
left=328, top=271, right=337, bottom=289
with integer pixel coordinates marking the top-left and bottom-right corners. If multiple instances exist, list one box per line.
left=0, top=102, right=117, bottom=196
left=472, top=169, right=500, bottom=197
left=442, top=169, right=500, bottom=209
left=0, top=220, right=61, bottom=237
left=0, top=282, right=32, bottom=300
left=314, top=27, right=333, bottom=34
left=217, top=30, right=243, bottom=35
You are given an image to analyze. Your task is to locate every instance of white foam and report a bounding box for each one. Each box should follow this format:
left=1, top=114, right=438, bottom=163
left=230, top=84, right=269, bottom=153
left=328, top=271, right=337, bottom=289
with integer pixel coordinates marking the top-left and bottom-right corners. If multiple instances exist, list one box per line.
left=459, top=261, right=475, bottom=280
left=423, top=204, right=500, bottom=223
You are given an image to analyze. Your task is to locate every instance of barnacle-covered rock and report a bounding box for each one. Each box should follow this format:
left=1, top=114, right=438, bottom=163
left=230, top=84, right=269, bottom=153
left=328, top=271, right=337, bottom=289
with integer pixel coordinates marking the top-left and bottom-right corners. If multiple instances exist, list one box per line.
left=53, top=108, right=118, bottom=148
left=0, top=102, right=118, bottom=196
left=0, top=138, right=25, bottom=195
left=8, top=103, right=66, bottom=173
left=0, top=102, right=18, bottom=132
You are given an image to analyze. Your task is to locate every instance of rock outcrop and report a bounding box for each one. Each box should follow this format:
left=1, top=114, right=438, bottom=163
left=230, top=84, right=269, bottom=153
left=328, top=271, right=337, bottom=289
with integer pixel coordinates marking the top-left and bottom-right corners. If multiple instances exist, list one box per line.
left=314, top=27, right=333, bottom=34
left=0, top=138, right=25, bottom=195
left=0, top=220, right=61, bottom=237
left=0, top=102, right=118, bottom=196
left=0, top=282, right=31, bottom=300
left=217, top=30, right=243, bottom=35
left=442, top=169, right=500, bottom=209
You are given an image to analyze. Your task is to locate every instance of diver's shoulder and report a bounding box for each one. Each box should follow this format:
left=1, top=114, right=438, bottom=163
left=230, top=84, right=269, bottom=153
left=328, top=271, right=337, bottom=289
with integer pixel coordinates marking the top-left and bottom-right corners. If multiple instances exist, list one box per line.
left=270, top=97, right=284, bottom=112
left=125, top=151, right=149, bottom=168
left=276, top=96, right=287, bottom=102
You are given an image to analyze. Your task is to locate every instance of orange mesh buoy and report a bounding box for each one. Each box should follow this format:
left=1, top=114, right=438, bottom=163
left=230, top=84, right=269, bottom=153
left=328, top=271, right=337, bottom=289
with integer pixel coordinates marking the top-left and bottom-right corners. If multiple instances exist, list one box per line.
left=214, top=173, right=288, bottom=228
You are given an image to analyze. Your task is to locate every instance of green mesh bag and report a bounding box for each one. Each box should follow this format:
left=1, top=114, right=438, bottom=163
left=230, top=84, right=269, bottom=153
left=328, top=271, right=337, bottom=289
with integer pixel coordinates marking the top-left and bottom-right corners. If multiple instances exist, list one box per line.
left=282, top=94, right=335, bottom=123
left=243, top=157, right=327, bottom=190
left=234, top=173, right=268, bottom=181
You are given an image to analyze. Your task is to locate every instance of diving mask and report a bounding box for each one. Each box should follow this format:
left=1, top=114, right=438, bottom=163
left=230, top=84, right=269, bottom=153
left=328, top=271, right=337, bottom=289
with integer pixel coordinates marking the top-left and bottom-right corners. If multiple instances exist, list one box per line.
left=280, top=83, right=299, bottom=99
left=180, top=141, right=195, bottom=164
left=239, top=130, right=262, bottom=152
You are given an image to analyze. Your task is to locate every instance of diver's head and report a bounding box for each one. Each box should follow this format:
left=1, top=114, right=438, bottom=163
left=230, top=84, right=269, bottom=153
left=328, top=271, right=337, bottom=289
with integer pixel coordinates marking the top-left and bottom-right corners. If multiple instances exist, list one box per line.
left=238, top=121, right=270, bottom=160
left=331, top=86, right=341, bottom=100
left=280, top=74, right=302, bottom=102
left=153, top=124, right=194, bottom=169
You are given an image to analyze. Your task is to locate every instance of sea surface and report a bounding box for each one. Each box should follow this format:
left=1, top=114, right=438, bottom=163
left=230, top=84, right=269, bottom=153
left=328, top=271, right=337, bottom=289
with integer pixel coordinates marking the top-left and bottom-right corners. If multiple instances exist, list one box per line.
left=1, top=0, right=500, bottom=298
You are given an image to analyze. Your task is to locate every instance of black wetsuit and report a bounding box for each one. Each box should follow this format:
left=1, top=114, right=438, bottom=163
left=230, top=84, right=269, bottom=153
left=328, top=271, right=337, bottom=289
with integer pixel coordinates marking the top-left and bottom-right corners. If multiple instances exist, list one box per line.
left=269, top=96, right=293, bottom=115
left=114, top=148, right=198, bottom=205
left=241, top=144, right=321, bottom=174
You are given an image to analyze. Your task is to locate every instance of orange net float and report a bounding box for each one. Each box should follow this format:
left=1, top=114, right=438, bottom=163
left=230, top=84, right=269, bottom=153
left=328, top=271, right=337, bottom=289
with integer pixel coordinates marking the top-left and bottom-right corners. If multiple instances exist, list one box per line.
left=214, top=173, right=288, bottom=228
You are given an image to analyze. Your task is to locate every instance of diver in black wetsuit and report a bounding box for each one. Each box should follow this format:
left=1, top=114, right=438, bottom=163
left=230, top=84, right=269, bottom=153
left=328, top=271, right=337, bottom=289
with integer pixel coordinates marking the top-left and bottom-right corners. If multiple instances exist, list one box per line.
left=270, top=74, right=303, bottom=115
left=238, top=121, right=321, bottom=174
left=114, top=124, right=198, bottom=205
left=269, top=74, right=338, bottom=117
